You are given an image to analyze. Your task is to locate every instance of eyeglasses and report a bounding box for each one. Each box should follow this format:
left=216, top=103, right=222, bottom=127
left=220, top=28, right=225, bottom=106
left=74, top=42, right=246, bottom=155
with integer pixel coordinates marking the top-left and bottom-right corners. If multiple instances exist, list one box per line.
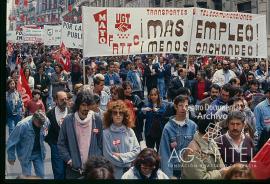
left=112, top=111, right=124, bottom=116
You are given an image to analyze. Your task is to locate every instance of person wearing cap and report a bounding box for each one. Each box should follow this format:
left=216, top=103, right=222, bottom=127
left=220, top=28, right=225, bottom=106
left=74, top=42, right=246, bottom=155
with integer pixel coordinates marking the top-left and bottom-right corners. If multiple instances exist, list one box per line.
left=254, top=87, right=270, bottom=146
left=57, top=89, right=103, bottom=179
left=7, top=110, right=49, bottom=178
left=212, top=59, right=236, bottom=87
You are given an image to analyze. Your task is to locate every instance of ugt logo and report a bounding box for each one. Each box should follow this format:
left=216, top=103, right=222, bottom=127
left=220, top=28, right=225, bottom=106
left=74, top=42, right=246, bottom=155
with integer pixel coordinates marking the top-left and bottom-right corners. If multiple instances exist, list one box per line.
left=115, top=13, right=131, bottom=32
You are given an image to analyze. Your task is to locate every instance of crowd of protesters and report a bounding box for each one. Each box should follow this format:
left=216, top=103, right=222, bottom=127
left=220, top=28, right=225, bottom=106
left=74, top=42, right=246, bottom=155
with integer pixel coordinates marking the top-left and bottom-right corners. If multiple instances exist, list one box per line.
left=5, top=42, right=270, bottom=179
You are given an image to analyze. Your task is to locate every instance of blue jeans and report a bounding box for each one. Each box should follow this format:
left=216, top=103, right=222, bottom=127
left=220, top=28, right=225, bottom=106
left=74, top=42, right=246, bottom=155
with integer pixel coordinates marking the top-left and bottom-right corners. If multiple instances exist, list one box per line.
left=157, top=78, right=165, bottom=99
left=7, top=115, right=22, bottom=135
left=20, top=153, right=44, bottom=178
left=50, top=144, right=65, bottom=179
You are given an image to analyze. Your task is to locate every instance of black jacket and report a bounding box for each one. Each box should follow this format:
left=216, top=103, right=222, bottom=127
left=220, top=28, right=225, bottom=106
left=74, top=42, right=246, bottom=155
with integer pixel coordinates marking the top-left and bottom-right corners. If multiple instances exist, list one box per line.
left=167, top=76, right=189, bottom=101
left=45, top=107, right=70, bottom=145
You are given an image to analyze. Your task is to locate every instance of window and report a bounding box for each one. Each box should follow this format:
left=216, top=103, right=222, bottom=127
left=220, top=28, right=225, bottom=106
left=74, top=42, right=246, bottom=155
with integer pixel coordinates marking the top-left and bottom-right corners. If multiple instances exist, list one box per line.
left=154, top=0, right=161, bottom=7
left=213, top=0, right=222, bottom=11
left=197, top=2, right=207, bottom=8
left=237, top=1, right=252, bottom=13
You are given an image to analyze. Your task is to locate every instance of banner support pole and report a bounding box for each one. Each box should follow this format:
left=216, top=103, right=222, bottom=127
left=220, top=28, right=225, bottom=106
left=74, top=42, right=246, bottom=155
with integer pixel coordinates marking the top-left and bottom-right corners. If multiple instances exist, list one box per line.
left=83, top=58, right=86, bottom=85
left=185, top=8, right=196, bottom=79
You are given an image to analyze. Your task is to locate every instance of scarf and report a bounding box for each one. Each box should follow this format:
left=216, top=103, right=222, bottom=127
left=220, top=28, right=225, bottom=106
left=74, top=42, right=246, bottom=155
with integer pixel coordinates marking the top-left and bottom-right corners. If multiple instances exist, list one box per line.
left=110, top=124, right=127, bottom=133
left=74, top=111, right=93, bottom=125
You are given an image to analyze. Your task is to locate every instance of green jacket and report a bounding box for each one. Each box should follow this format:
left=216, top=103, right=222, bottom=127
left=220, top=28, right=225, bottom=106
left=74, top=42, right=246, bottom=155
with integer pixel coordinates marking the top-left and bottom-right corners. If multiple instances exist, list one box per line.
left=181, top=132, right=225, bottom=179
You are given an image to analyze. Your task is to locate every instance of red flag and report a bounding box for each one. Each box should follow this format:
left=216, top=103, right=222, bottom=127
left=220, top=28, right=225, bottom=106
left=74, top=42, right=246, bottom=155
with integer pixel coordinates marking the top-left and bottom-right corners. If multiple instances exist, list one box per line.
left=15, top=0, right=19, bottom=5
left=249, top=139, right=270, bottom=179
left=58, top=42, right=71, bottom=72
left=18, top=68, right=32, bottom=106
left=20, top=14, right=25, bottom=21
left=68, top=5, right=72, bottom=12
left=24, top=0, right=28, bottom=7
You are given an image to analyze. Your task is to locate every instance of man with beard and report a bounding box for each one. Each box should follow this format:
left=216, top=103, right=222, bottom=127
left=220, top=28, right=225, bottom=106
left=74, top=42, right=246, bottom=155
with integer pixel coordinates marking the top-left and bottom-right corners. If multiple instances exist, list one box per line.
left=45, top=91, right=70, bottom=179
left=215, top=111, right=254, bottom=167
left=212, top=60, right=236, bottom=87
left=57, top=89, right=103, bottom=179
left=239, top=62, right=251, bottom=86
left=195, top=84, right=220, bottom=116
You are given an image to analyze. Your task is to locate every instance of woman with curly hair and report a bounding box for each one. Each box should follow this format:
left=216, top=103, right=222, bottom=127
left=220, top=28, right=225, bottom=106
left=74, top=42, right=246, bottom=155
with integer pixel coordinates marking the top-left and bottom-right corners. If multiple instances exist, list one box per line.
left=103, top=100, right=141, bottom=179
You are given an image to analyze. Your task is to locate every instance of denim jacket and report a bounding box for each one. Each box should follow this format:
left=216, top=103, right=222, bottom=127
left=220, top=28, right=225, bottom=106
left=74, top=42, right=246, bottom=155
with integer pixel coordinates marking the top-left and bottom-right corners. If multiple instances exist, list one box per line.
left=159, top=117, right=197, bottom=177
left=6, top=91, right=24, bottom=117
left=7, top=116, right=48, bottom=163
left=127, top=70, right=143, bottom=92
left=104, top=72, right=121, bottom=86
left=142, top=101, right=167, bottom=137
left=254, top=98, right=270, bottom=136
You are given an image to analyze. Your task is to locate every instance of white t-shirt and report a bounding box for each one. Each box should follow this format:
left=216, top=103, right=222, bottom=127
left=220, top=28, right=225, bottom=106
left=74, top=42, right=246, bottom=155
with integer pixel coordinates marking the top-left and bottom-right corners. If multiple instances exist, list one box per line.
left=173, top=118, right=186, bottom=126
left=55, top=106, right=68, bottom=126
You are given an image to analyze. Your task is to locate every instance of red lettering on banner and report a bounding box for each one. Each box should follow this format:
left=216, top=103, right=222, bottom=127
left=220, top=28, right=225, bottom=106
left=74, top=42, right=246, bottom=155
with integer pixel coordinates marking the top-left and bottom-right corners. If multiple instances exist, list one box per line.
left=115, top=13, right=131, bottom=32
left=94, top=9, right=108, bottom=44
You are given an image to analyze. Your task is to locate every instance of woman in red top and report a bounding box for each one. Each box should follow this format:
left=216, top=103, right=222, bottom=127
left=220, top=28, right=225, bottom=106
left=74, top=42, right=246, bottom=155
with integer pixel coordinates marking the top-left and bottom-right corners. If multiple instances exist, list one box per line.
left=25, top=89, right=45, bottom=116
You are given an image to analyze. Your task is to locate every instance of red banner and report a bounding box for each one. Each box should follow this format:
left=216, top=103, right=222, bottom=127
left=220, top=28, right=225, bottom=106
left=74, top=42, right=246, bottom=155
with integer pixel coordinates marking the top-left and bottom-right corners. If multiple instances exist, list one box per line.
left=17, top=68, right=32, bottom=107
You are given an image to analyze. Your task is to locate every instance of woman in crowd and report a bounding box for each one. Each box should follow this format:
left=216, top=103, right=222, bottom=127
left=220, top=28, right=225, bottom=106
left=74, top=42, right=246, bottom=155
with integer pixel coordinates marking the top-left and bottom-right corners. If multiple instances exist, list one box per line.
left=122, top=148, right=169, bottom=179
left=6, top=78, right=24, bottom=135
left=103, top=100, right=141, bottom=179
left=122, top=81, right=144, bottom=142
left=109, top=85, right=135, bottom=123
left=142, top=88, right=166, bottom=152
left=23, top=67, right=35, bottom=92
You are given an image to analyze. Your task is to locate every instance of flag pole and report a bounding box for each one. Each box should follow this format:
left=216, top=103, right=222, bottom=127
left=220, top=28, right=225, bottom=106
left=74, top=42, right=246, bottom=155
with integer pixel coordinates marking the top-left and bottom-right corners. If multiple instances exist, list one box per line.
left=185, top=7, right=196, bottom=79
left=83, top=58, right=86, bottom=85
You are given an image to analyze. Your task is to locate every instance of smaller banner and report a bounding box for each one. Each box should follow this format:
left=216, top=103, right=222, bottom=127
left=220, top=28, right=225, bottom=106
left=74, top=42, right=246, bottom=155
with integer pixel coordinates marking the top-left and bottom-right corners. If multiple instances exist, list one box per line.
left=44, top=25, right=61, bottom=45
left=22, top=28, right=44, bottom=43
left=60, top=21, right=83, bottom=49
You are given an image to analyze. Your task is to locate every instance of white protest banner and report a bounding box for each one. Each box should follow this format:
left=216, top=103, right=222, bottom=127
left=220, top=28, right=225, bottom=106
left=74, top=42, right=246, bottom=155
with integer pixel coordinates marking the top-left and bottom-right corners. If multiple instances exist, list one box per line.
left=6, top=31, right=24, bottom=43
left=61, top=21, right=83, bottom=49
left=82, top=7, right=193, bottom=57
left=44, top=25, right=61, bottom=45
left=22, top=28, right=44, bottom=43
left=189, top=8, right=267, bottom=58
